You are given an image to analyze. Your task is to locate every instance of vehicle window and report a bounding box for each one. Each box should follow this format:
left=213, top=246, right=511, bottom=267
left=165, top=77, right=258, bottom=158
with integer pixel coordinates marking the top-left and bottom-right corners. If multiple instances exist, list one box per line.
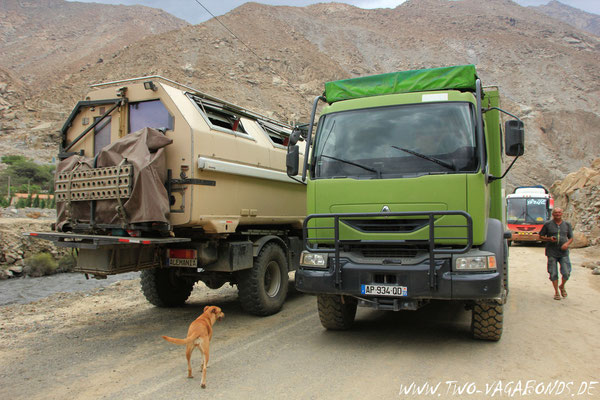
left=507, top=198, right=549, bottom=224
left=188, top=95, right=248, bottom=135
left=312, top=102, right=478, bottom=179
left=258, top=120, right=293, bottom=146
left=129, top=100, right=173, bottom=133
left=94, top=116, right=111, bottom=156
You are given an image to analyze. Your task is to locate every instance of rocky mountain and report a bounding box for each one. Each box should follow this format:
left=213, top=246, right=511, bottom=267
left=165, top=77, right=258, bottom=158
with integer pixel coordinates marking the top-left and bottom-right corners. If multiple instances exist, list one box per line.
left=551, top=158, right=600, bottom=246
left=0, top=0, right=188, bottom=86
left=534, top=0, right=600, bottom=37
left=0, top=0, right=599, bottom=191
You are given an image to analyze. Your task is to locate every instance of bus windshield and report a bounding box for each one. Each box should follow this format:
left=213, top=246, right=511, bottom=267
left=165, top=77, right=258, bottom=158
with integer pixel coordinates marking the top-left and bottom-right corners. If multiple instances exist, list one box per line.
left=507, top=198, right=549, bottom=224
left=312, top=102, right=478, bottom=179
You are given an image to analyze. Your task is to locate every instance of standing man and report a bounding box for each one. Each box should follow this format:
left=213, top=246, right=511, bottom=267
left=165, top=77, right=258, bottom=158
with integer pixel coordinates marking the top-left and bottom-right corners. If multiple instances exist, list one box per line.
left=539, top=208, right=573, bottom=300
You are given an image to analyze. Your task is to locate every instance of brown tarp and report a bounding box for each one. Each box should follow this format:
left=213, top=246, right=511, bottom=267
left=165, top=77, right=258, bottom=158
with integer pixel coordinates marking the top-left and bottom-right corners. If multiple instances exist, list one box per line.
left=56, top=127, right=173, bottom=231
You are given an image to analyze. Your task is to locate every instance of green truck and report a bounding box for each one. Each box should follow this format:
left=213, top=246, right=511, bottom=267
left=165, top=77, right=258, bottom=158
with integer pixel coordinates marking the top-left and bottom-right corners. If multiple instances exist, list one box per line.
left=286, top=65, right=524, bottom=340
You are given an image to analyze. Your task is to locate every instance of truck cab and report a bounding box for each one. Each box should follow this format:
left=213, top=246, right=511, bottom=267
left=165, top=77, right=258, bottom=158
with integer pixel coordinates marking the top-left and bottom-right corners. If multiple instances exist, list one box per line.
left=287, top=65, right=524, bottom=340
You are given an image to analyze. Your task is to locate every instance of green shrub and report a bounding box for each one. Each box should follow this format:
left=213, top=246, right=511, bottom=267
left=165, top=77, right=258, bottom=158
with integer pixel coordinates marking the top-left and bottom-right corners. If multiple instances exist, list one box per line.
left=23, top=253, right=58, bottom=277
left=58, top=253, right=77, bottom=272
left=0, top=156, right=55, bottom=195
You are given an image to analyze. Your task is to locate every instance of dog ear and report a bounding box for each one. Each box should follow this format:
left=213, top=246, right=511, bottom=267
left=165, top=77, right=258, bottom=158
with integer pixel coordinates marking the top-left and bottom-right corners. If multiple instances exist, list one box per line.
left=204, top=305, right=210, bottom=313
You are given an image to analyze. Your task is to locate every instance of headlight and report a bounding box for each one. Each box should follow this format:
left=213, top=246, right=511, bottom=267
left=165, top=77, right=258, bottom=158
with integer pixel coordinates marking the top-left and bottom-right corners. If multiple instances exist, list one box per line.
left=300, top=251, right=328, bottom=268
left=455, top=255, right=497, bottom=271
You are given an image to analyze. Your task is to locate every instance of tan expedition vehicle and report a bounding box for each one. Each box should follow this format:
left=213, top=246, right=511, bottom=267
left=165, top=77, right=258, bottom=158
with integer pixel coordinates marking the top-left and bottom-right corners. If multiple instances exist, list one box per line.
left=28, top=76, right=306, bottom=316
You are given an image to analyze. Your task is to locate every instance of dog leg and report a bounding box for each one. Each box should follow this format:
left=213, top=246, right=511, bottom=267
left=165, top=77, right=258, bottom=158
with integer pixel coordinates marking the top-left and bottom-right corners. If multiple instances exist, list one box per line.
left=200, top=343, right=210, bottom=388
left=185, top=343, right=194, bottom=378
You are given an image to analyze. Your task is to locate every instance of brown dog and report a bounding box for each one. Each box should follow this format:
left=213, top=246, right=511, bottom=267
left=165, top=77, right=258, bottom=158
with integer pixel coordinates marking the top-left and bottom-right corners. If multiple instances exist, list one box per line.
left=162, top=306, right=224, bottom=388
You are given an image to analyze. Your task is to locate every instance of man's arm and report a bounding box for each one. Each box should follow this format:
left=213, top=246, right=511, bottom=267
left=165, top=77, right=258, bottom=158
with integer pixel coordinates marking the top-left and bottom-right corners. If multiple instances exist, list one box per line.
left=561, top=222, right=574, bottom=250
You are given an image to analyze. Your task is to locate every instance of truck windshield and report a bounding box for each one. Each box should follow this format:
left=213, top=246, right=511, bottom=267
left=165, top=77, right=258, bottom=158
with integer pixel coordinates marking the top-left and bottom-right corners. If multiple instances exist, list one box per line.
left=312, top=102, right=478, bottom=179
left=507, top=198, right=549, bottom=224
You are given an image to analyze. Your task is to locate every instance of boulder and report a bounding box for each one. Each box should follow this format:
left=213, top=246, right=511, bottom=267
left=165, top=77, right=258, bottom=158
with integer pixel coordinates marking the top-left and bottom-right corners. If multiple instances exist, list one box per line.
left=8, top=265, right=23, bottom=274
left=550, top=161, right=600, bottom=247
left=0, top=269, right=9, bottom=280
left=571, top=231, right=589, bottom=249
left=582, top=261, right=600, bottom=270
left=4, top=253, right=17, bottom=264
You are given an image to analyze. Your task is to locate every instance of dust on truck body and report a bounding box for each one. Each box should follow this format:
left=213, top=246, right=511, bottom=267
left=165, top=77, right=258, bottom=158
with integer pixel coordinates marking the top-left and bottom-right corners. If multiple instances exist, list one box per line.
left=28, top=76, right=306, bottom=316
left=286, top=65, right=524, bottom=340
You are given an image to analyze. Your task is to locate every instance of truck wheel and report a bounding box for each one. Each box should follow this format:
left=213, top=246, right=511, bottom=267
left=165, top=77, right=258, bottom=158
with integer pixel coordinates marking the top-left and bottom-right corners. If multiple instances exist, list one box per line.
left=317, top=294, right=357, bottom=330
left=471, top=301, right=503, bottom=341
left=140, top=268, right=194, bottom=307
left=237, top=243, right=289, bottom=316
left=502, top=240, right=509, bottom=304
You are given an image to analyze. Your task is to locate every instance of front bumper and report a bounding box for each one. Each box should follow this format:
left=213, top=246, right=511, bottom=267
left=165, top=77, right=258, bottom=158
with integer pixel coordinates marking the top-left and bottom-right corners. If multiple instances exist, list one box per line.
left=295, top=257, right=502, bottom=301
left=510, top=232, right=541, bottom=242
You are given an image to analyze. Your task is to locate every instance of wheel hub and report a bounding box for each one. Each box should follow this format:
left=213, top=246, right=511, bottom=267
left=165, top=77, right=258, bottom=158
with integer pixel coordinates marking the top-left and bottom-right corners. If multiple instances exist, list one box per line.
left=264, top=260, right=281, bottom=297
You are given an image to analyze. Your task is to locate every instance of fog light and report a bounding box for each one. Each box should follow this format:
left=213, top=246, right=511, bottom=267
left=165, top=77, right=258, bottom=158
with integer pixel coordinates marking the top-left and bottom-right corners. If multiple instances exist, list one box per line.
left=300, top=251, right=328, bottom=268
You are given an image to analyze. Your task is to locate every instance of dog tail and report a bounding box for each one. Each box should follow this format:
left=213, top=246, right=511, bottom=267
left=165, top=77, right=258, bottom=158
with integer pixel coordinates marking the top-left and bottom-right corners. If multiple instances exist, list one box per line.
left=162, top=335, right=193, bottom=345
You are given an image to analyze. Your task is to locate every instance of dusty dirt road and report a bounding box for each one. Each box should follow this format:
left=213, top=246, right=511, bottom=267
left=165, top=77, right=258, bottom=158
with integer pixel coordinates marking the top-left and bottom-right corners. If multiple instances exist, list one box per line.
left=1, top=245, right=599, bottom=400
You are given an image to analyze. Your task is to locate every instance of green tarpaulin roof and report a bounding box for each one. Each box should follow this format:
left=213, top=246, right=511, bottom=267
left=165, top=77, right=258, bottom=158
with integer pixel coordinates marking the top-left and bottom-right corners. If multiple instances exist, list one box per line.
left=324, top=65, right=478, bottom=103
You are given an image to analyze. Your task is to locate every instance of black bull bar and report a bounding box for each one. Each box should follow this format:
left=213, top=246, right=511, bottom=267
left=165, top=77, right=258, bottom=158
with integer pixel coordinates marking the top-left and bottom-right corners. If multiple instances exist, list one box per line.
left=302, top=211, right=474, bottom=289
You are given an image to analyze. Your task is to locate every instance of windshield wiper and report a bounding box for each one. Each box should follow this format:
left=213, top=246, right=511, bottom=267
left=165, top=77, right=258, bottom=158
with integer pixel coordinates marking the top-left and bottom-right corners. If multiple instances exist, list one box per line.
left=391, top=146, right=457, bottom=171
left=321, top=154, right=381, bottom=178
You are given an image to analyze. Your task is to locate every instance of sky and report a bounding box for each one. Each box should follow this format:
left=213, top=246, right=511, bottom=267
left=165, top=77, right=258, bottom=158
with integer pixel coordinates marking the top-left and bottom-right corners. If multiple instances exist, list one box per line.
left=67, top=0, right=600, bottom=25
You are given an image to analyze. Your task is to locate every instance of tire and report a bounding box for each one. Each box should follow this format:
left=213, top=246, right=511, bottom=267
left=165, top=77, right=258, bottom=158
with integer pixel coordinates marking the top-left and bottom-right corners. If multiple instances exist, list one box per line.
left=140, top=268, right=194, bottom=307
left=237, top=243, right=289, bottom=316
left=471, top=301, right=503, bottom=341
left=317, top=294, right=357, bottom=330
left=502, top=240, right=509, bottom=304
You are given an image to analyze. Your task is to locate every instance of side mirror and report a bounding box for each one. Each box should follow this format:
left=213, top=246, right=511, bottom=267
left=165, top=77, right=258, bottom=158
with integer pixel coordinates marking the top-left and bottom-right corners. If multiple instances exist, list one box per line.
left=288, top=128, right=302, bottom=147
left=505, top=120, right=524, bottom=156
left=286, top=145, right=299, bottom=177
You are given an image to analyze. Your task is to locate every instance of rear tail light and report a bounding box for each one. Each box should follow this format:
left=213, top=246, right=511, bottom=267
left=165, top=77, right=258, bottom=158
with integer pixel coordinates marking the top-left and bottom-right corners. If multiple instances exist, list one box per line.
left=168, top=249, right=197, bottom=259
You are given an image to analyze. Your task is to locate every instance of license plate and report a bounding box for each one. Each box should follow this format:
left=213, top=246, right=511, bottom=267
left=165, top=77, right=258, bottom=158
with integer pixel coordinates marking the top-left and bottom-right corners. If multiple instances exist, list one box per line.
left=361, top=284, right=407, bottom=297
left=168, top=258, right=198, bottom=267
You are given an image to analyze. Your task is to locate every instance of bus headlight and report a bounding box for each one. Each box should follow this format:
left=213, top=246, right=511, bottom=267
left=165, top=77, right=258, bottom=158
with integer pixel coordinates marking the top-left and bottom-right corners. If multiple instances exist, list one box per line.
left=300, top=251, right=328, bottom=268
left=455, top=255, right=497, bottom=271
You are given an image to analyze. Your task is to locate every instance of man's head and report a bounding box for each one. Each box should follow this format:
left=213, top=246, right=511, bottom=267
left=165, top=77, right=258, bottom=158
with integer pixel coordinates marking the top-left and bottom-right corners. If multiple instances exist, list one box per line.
left=552, top=208, right=564, bottom=221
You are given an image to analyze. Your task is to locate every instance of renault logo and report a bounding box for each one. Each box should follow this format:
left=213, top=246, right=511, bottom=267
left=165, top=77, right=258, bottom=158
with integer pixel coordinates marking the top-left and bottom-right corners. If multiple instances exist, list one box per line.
left=381, top=205, right=390, bottom=212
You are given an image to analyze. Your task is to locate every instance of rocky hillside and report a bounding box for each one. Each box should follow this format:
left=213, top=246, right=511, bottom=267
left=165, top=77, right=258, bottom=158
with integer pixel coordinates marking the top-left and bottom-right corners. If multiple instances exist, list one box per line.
left=550, top=158, right=600, bottom=246
left=534, top=0, right=600, bottom=36
left=0, top=0, right=599, bottom=191
left=0, top=0, right=188, bottom=86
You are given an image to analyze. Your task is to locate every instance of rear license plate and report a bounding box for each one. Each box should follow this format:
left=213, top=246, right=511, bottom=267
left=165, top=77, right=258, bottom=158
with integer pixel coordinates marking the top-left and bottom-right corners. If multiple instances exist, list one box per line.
left=361, top=284, right=407, bottom=297
left=168, top=258, right=198, bottom=267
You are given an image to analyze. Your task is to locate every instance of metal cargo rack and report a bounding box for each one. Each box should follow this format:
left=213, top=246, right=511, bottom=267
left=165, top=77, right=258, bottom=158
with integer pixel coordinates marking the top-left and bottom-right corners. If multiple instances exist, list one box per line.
left=55, top=164, right=133, bottom=202
left=25, top=232, right=190, bottom=250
